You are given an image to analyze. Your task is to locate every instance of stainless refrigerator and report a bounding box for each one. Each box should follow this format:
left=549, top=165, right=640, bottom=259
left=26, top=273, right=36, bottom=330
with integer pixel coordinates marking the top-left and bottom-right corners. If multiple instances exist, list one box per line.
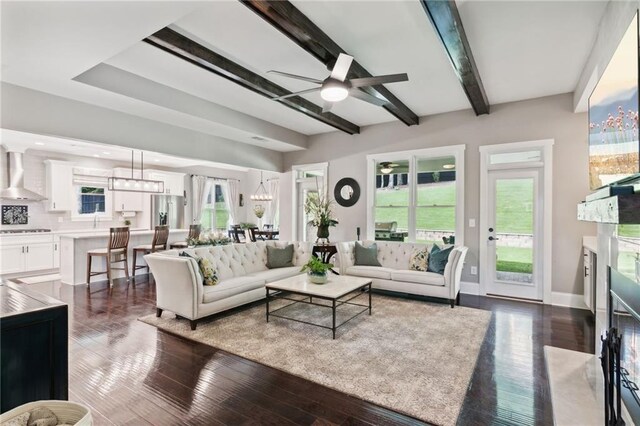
left=151, top=195, right=185, bottom=229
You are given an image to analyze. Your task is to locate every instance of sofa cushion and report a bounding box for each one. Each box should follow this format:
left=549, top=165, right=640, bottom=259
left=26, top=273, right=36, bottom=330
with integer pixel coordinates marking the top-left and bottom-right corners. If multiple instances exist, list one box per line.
left=345, top=265, right=393, bottom=280
left=266, top=244, right=294, bottom=269
left=391, top=270, right=445, bottom=286
left=409, top=248, right=429, bottom=272
left=202, top=276, right=266, bottom=303
left=428, top=244, right=454, bottom=275
left=354, top=242, right=382, bottom=266
left=249, top=266, right=302, bottom=283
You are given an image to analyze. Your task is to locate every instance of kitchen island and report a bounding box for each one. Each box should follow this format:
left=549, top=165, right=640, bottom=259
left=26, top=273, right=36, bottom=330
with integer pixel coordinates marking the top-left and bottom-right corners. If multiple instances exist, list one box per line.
left=59, top=228, right=188, bottom=285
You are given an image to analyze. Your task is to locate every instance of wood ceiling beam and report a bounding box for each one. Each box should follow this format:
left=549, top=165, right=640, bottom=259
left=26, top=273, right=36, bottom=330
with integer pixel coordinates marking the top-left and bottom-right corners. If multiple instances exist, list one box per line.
left=240, top=0, right=420, bottom=127
left=144, top=27, right=360, bottom=135
left=419, top=0, right=490, bottom=115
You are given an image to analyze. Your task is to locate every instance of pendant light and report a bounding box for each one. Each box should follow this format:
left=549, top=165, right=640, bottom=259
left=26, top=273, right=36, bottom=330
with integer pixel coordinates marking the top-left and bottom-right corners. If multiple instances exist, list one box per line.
left=251, top=172, right=272, bottom=219
left=107, top=151, right=165, bottom=194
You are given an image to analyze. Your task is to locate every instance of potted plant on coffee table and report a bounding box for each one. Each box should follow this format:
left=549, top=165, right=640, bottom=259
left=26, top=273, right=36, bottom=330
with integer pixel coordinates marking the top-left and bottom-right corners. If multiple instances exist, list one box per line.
left=300, top=256, right=334, bottom=284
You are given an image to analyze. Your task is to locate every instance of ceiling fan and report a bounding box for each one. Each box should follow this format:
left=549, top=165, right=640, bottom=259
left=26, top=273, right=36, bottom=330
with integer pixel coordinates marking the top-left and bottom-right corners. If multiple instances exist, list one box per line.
left=379, top=162, right=400, bottom=174
left=268, top=53, right=408, bottom=112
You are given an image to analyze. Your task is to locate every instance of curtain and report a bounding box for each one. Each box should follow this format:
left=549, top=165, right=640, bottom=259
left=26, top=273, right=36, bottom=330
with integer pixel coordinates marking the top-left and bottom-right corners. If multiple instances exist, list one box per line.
left=221, top=179, right=240, bottom=228
left=191, top=175, right=212, bottom=225
left=265, top=179, right=280, bottom=228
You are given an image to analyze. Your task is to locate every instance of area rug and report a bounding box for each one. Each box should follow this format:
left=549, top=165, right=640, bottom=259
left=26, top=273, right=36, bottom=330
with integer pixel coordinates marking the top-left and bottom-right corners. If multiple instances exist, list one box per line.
left=139, top=294, right=491, bottom=426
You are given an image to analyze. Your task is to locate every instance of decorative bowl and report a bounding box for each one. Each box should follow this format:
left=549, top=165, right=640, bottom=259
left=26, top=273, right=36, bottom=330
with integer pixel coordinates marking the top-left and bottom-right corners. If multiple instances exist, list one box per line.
left=307, top=271, right=328, bottom=284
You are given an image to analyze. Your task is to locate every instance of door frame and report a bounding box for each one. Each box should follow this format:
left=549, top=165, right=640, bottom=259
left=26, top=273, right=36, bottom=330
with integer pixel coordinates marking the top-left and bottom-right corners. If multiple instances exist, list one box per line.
left=479, top=139, right=554, bottom=304
left=291, top=162, right=328, bottom=241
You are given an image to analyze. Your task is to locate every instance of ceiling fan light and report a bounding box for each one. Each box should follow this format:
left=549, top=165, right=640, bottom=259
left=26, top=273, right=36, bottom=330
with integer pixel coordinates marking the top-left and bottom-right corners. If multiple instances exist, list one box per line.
left=321, top=86, right=348, bottom=102
left=380, top=167, right=393, bottom=174
left=442, top=164, right=455, bottom=170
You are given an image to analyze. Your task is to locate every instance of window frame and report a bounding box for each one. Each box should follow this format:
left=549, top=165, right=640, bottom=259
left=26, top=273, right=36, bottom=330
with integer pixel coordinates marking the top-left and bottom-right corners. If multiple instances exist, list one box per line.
left=71, top=184, right=113, bottom=221
left=366, top=145, right=465, bottom=246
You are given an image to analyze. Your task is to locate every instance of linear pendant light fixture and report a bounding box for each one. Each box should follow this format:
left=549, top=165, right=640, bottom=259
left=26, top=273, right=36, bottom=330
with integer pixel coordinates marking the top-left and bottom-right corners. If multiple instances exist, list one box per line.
left=107, top=151, right=165, bottom=194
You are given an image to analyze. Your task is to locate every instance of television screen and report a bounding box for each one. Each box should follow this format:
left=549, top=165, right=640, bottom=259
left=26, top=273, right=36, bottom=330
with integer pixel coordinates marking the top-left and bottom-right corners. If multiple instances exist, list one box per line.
left=588, top=13, right=639, bottom=190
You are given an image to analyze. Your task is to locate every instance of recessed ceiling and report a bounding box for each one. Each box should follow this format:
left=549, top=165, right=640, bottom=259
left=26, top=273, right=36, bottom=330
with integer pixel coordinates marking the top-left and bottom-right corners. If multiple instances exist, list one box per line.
left=1, top=0, right=608, bottom=149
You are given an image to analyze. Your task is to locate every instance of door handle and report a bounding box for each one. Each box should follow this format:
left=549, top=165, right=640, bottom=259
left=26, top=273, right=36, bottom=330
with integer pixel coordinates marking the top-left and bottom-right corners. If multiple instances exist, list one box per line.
left=584, top=266, right=589, bottom=277
left=53, top=202, right=56, bottom=209
left=488, top=236, right=499, bottom=241
left=26, top=246, right=29, bottom=253
left=488, top=227, right=494, bottom=232
left=54, top=243, right=57, bottom=251
left=22, top=246, right=24, bottom=253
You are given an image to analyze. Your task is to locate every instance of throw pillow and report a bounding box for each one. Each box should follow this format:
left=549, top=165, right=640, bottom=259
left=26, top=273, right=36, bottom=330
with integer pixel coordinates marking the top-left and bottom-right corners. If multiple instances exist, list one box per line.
left=180, top=252, right=218, bottom=286
left=427, top=244, right=454, bottom=275
left=266, top=244, right=294, bottom=269
left=410, top=248, right=429, bottom=272
left=2, top=412, right=29, bottom=426
left=354, top=242, right=382, bottom=267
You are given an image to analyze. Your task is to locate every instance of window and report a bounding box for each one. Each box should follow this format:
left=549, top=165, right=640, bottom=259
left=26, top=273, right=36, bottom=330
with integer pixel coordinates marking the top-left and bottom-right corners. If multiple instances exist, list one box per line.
left=200, top=184, right=229, bottom=231
left=78, top=187, right=106, bottom=215
left=368, top=146, right=465, bottom=245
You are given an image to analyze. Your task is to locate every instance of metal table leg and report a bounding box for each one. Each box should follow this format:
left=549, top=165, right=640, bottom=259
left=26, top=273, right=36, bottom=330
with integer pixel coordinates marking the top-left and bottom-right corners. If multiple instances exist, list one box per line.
left=332, top=299, right=336, bottom=339
left=368, top=283, right=372, bottom=315
left=266, top=288, right=270, bottom=322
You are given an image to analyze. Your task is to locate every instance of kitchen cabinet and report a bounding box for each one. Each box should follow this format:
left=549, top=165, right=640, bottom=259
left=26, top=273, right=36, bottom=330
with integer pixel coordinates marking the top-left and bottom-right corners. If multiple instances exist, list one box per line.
left=44, top=160, right=74, bottom=212
left=0, top=235, right=55, bottom=274
left=583, top=247, right=596, bottom=313
left=113, top=168, right=144, bottom=212
left=145, top=170, right=185, bottom=196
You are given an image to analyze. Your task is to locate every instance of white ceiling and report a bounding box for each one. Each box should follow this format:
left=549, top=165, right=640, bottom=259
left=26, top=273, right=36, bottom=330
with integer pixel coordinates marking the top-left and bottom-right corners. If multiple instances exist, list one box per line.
left=0, top=129, right=249, bottom=172
left=1, top=1, right=608, bottom=150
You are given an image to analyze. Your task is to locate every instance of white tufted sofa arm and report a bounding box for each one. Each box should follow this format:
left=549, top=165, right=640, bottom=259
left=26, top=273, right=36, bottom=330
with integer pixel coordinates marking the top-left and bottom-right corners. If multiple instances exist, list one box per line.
left=145, top=254, right=202, bottom=320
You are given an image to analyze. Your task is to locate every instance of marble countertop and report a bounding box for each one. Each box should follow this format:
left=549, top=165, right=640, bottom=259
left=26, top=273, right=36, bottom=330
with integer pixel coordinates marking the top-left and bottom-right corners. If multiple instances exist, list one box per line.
left=59, top=228, right=189, bottom=239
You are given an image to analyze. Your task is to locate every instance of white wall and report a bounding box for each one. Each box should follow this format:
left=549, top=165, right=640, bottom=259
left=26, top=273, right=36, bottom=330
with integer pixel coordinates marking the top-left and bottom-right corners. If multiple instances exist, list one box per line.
left=281, top=93, right=596, bottom=295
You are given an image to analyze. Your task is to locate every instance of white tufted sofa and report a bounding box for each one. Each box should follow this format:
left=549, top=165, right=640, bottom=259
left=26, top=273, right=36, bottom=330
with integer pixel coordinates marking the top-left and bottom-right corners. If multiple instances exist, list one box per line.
left=336, top=241, right=468, bottom=307
left=144, top=241, right=313, bottom=329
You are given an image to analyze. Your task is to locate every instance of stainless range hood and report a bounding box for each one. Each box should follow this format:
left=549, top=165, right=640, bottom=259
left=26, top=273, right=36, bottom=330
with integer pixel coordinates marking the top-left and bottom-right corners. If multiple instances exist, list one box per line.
left=0, top=151, right=46, bottom=201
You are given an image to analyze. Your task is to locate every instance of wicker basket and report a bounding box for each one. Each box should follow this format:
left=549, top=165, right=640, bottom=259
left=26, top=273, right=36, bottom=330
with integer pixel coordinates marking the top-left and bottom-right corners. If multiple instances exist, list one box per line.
left=0, top=400, right=92, bottom=426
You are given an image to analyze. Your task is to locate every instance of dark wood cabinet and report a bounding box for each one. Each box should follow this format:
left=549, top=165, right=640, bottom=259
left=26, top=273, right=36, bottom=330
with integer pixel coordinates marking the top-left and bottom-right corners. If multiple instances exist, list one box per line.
left=0, top=282, right=68, bottom=413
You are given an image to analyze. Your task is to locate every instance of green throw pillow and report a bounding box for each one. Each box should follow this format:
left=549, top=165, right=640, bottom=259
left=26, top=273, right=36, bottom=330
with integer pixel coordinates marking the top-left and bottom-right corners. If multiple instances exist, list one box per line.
left=180, top=252, right=218, bottom=286
left=410, top=248, right=429, bottom=272
left=427, top=244, right=453, bottom=275
left=266, top=244, right=294, bottom=269
left=354, top=242, right=382, bottom=266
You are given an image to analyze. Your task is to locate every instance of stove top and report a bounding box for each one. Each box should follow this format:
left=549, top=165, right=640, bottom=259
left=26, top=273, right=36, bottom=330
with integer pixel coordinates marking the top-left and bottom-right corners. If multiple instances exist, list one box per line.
left=0, top=229, right=52, bottom=234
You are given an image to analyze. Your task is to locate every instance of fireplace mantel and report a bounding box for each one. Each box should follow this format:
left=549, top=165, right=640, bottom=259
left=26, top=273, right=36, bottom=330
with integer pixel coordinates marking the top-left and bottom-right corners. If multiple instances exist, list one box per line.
left=577, top=193, right=640, bottom=224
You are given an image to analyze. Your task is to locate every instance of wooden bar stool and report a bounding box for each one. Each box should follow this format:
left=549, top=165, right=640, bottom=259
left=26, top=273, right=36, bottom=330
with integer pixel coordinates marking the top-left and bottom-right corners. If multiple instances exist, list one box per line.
left=169, top=224, right=201, bottom=249
left=132, top=225, right=169, bottom=275
left=86, top=227, right=130, bottom=288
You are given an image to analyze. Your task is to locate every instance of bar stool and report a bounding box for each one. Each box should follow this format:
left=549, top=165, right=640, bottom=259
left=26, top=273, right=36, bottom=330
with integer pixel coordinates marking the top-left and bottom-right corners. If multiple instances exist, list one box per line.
left=169, top=224, right=201, bottom=249
left=86, top=226, right=130, bottom=288
left=132, top=225, right=169, bottom=275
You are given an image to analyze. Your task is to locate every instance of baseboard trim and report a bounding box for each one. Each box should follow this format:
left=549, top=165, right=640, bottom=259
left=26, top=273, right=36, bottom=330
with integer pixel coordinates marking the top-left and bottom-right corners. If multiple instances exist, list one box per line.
left=551, top=291, right=589, bottom=310
left=460, top=281, right=479, bottom=295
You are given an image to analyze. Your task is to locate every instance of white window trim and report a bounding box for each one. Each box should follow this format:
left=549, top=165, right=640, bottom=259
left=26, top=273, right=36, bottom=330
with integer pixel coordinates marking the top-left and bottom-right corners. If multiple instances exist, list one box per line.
left=291, top=162, right=328, bottom=241
left=71, top=185, right=113, bottom=222
left=366, top=145, right=465, bottom=247
left=479, top=139, right=554, bottom=304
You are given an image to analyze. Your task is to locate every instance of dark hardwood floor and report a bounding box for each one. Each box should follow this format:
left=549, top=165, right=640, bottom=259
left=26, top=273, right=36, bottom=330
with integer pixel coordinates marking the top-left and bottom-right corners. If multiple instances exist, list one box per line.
left=18, top=275, right=594, bottom=425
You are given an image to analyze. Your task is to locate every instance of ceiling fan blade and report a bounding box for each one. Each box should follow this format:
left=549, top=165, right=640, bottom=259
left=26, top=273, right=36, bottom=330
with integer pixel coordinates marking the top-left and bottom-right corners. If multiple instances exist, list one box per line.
left=267, top=70, right=323, bottom=84
left=349, top=73, right=409, bottom=88
left=272, top=87, right=321, bottom=101
left=349, top=89, right=388, bottom=106
left=322, top=101, right=333, bottom=113
left=330, top=53, right=353, bottom=82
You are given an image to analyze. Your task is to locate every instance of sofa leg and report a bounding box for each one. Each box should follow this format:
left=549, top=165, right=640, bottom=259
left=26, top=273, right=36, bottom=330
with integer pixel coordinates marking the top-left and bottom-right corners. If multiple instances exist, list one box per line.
left=456, top=293, right=461, bottom=306
left=190, top=320, right=197, bottom=331
left=156, top=308, right=163, bottom=318
left=449, top=299, right=455, bottom=308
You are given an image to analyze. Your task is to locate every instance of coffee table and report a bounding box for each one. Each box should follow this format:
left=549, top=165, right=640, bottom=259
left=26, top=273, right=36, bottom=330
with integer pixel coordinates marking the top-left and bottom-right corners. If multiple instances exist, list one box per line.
left=265, top=274, right=372, bottom=339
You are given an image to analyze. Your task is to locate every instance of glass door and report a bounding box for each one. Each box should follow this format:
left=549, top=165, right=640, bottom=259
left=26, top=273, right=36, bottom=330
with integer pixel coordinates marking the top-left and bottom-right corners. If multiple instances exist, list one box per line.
left=486, top=169, right=542, bottom=300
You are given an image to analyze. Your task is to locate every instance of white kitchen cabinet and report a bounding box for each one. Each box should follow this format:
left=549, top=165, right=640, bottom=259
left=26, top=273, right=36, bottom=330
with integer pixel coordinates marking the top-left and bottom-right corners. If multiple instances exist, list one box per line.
left=145, top=170, right=185, bottom=196
left=0, top=235, right=55, bottom=274
left=53, top=236, right=61, bottom=268
left=583, top=247, right=596, bottom=313
left=0, top=244, right=25, bottom=274
left=45, top=160, right=74, bottom=211
left=25, top=242, right=54, bottom=271
left=112, top=168, right=144, bottom=212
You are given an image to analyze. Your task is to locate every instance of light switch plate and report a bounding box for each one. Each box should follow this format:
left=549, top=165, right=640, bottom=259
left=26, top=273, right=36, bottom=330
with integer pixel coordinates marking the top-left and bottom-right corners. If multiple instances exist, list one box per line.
left=469, top=219, right=476, bottom=228
left=470, top=266, right=478, bottom=275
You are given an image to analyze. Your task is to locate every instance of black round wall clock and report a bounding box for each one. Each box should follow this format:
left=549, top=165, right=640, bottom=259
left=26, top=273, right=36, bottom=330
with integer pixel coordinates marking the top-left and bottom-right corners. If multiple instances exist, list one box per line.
left=334, top=177, right=360, bottom=207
